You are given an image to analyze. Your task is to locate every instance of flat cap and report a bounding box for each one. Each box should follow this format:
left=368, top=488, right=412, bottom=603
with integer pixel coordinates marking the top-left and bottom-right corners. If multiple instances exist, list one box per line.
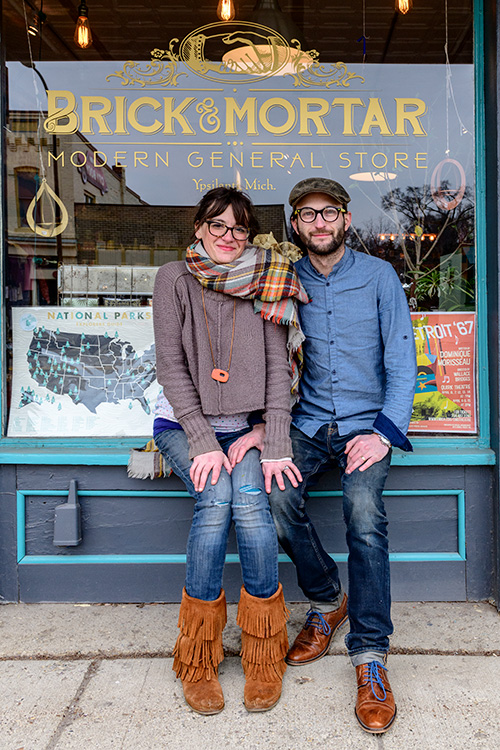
left=288, top=178, right=351, bottom=209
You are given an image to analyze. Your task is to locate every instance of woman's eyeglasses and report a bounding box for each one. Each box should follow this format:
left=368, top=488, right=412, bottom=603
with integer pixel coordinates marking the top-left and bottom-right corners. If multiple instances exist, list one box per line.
left=293, top=206, right=345, bottom=223
left=206, top=220, right=250, bottom=241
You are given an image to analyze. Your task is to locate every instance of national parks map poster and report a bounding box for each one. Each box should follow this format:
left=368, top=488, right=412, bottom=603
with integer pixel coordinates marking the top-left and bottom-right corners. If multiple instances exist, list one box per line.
left=410, top=312, right=476, bottom=433
left=8, top=307, right=159, bottom=437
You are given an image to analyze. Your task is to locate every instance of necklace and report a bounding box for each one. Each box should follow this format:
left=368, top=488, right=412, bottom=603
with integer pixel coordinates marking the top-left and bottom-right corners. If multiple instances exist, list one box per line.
left=201, top=287, right=236, bottom=383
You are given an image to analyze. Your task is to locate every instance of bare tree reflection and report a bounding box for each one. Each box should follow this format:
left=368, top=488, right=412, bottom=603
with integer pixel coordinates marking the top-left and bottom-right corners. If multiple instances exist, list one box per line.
left=350, top=182, right=475, bottom=311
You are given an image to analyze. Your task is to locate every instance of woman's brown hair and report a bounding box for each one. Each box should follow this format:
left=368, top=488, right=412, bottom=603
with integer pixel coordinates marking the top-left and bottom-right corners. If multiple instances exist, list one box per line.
left=193, top=187, right=260, bottom=241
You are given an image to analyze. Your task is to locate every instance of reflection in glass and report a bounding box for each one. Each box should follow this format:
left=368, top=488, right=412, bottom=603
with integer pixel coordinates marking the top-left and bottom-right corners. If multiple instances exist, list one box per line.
left=350, top=181, right=475, bottom=313
left=2, top=0, right=476, bottom=436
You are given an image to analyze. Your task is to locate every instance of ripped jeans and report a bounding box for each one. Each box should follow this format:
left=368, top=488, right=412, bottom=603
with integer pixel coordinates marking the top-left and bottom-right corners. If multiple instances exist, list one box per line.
left=154, top=428, right=279, bottom=601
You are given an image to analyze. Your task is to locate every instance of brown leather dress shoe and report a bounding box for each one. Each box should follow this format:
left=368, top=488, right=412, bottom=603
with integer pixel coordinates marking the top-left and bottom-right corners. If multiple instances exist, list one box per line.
left=285, top=593, right=348, bottom=666
left=355, top=661, right=397, bottom=734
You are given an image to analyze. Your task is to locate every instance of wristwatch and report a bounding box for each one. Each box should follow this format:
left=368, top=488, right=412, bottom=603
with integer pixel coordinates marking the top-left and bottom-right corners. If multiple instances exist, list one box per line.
left=374, top=432, right=392, bottom=449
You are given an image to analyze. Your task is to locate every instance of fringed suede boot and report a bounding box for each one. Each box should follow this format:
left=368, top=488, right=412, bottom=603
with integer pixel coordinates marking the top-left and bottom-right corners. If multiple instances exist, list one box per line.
left=173, top=588, right=227, bottom=715
left=237, top=583, right=289, bottom=712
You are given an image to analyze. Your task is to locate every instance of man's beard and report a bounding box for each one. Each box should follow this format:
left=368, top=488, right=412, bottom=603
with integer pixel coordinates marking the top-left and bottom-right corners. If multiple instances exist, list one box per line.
left=297, top=224, right=345, bottom=257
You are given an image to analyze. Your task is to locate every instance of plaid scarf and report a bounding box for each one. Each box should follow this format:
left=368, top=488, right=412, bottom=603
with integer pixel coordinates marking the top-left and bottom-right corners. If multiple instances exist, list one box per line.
left=185, top=241, right=309, bottom=399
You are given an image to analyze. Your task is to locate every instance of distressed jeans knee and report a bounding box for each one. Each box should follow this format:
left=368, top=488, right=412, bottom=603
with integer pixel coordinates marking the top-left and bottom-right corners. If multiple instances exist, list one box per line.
left=230, top=448, right=278, bottom=598
left=155, top=430, right=278, bottom=601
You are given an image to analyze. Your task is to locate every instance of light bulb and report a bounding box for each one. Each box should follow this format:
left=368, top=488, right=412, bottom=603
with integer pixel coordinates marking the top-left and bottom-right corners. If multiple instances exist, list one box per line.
left=74, top=2, right=93, bottom=49
left=217, top=0, right=235, bottom=22
left=27, top=14, right=40, bottom=36
left=396, top=0, right=412, bottom=14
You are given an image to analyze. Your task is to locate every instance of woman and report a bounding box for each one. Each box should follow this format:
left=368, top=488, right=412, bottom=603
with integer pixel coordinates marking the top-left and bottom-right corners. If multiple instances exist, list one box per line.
left=153, top=187, right=307, bottom=715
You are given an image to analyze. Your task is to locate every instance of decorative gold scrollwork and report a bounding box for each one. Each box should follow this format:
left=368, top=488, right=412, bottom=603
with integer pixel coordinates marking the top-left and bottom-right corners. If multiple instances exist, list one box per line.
left=105, top=23, right=365, bottom=88
left=106, top=57, right=186, bottom=88
left=138, top=22, right=366, bottom=87
left=286, top=51, right=365, bottom=88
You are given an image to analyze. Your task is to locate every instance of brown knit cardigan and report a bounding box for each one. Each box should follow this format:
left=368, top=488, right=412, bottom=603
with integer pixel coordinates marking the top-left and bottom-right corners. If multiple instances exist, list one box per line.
left=153, top=261, right=293, bottom=460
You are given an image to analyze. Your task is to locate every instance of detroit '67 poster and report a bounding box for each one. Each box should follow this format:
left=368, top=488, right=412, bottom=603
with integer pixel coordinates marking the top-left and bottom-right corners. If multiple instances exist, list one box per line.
left=410, top=312, right=476, bottom=433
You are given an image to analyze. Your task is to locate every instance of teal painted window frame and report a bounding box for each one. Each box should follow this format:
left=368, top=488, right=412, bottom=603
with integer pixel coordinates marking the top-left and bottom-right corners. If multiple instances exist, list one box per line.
left=0, top=0, right=493, bottom=466
left=16, top=488, right=466, bottom=565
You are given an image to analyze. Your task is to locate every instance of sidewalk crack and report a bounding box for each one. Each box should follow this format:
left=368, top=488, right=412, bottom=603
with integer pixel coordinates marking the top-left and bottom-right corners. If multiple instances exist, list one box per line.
left=43, top=658, right=101, bottom=750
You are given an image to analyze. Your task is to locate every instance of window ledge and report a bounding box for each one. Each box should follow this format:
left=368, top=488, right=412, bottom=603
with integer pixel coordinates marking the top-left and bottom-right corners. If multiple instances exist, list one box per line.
left=0, top=444, right=495, bottom=466
left=393, top=446, right=496, bottom=465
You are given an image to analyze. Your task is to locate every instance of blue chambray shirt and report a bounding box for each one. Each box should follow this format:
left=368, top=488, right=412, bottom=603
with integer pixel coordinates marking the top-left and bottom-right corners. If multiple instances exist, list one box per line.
left=292, top=247, right=417, bottom=447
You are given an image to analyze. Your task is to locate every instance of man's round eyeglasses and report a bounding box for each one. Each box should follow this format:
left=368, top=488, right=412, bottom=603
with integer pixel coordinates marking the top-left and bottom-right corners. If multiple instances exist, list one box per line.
left=294, top=206, right=346, bottom=223
left=206, top=220, right=250, bottom=241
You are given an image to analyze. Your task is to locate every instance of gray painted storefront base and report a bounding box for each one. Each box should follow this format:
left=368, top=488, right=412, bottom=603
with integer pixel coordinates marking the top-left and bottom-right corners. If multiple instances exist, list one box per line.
left=16, top=561, right=468, bottom=604
left=0, top=462, right=494, bottom=603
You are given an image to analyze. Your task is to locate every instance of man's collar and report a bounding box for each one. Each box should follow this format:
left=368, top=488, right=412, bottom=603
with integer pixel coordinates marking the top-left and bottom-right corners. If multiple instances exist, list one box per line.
left=303, top=245, right=353, bottom=278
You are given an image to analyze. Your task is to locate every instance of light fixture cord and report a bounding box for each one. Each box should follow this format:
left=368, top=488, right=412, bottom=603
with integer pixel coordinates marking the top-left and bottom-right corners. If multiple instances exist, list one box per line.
left=38, top=0, right=44, bottom=61
left=21, top=0, right=47, bottom=263
left=362, top=0, right=366, bottom=64
left=444, top=0, right=450, bottom=155
left=443, top=0, right=470, bottom=150
left=356, top=0, right=367, bottom=63
left=22, top=2, right=46, bottom=183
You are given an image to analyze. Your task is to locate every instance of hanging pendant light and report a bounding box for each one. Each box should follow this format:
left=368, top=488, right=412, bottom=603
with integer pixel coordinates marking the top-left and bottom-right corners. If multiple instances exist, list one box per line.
left=217, top=0, right=236, bottom=21
left=74, top=1, right=93, bottom=49
left=27, top=13, right=40, bottom=36
left=396, top=0, right=412, bottom=14
left=27, top=2, right=46, bottom=38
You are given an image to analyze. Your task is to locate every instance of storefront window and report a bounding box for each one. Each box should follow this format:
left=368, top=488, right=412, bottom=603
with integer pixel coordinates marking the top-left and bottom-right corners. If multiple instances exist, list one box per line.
left=15, top=168, right=42, bottom=227
left=2, top=0, right=475, bottom=439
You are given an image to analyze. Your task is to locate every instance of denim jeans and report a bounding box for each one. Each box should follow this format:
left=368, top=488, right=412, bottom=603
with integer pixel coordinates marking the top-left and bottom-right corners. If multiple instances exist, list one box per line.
left=268, top=423, right=392, bottom=658
left=155, top=428, right=279, bottom=602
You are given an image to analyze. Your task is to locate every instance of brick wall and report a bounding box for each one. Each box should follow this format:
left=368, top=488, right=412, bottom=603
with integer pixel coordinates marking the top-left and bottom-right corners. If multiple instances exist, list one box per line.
left=74, top=203, right=286, bottom=265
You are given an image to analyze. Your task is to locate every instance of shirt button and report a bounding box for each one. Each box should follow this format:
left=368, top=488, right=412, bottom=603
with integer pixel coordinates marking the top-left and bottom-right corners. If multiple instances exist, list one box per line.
left=332, top=369, right=336, bottom=375
left=326, top=282, right=330, bottom=287
left=328, top=310, right=332, bottom=315
left=330, top=340, right=334, bottom=345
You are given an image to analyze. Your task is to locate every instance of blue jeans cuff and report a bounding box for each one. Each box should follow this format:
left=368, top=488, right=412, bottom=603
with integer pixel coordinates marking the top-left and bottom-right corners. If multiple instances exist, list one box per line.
left=350, top=650, right=387, bottom=668
left=309, top=585, right=345, bottom=613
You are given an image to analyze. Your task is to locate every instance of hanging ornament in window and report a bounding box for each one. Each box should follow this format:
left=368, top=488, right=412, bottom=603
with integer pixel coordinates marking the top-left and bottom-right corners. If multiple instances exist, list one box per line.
left=430, top=158, right=466, bottom=211
left=26, top=178, right=69, bottom=237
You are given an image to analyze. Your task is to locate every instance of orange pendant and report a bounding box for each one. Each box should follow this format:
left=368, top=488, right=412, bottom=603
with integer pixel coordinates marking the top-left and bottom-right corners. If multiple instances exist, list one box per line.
left=211, top=368, right=229, bottom=383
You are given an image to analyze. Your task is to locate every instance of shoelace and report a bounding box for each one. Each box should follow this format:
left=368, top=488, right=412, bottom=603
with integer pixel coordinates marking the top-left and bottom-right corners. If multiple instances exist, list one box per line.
left=361, top=661, right=388, bottom=702
left=304, top=609, right=332, bottom=635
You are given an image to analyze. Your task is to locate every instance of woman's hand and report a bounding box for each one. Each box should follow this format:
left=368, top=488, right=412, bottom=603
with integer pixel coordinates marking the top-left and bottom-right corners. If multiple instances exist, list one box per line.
left=262, top=460, right=303, bottom=493
left=227, top=423, right=266, bottom=467
left=190, top=451, right=232, bottom=492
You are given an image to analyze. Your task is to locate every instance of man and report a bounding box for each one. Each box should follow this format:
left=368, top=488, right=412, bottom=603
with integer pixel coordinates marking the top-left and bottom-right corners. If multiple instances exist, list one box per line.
left=268, top=177, right=417, bottom=734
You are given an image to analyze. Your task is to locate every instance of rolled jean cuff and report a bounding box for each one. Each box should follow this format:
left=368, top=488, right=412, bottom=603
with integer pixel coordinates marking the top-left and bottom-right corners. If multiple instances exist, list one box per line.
left=350, top=650, right=387, bottom=668
left=309, top=585, right=345, bottom=613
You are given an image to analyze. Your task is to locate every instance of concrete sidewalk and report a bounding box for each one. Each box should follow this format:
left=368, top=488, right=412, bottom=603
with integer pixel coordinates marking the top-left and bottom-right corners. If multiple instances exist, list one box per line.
left=0, top=600, right=498, bottom=749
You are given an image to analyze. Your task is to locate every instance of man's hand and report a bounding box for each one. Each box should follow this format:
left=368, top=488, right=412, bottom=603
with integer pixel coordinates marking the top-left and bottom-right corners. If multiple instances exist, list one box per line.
left=345, top=433, right=389, bottom=474
left=227, top=423, right=265, bottom=467
left=262, top=460, right=303, bottom=493
left=190, top=451, right=232, bottom=492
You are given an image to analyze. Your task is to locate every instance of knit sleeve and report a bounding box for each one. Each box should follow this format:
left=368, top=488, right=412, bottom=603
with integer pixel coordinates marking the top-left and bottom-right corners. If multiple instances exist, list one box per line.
left=260, top=321, right=293, bottom=460
left=153, top=264, right=221, bottom=459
